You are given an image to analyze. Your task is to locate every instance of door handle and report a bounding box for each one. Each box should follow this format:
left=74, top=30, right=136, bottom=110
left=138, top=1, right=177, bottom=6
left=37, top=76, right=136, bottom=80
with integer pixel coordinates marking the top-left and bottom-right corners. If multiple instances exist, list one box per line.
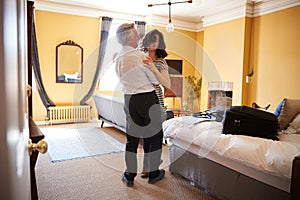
left=28, top=139, right=48, bottom=156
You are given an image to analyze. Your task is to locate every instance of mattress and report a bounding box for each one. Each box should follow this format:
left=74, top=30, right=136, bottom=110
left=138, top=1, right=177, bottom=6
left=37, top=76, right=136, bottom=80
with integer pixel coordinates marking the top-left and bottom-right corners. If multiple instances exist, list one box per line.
left=163, top=116, right=300, bottom=192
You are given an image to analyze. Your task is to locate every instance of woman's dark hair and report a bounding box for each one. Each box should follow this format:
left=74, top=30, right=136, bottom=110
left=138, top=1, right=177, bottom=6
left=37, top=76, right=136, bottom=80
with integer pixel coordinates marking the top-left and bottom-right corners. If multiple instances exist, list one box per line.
left=142, top=29, right=168, bottom=58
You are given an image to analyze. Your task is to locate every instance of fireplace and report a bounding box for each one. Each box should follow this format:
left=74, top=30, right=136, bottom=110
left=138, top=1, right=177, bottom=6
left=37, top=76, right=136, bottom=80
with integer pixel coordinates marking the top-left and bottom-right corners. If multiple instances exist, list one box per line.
left=208, top=82, right=233, bottom=109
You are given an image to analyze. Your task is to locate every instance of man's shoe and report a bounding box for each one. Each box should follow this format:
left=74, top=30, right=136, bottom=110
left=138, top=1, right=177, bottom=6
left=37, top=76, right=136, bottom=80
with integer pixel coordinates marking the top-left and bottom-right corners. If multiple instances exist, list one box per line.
left=121, top=174, right=134, bottom=187
left=148, top=169, right=165, bottom=184
left=141, top=159, right=163, bottom=178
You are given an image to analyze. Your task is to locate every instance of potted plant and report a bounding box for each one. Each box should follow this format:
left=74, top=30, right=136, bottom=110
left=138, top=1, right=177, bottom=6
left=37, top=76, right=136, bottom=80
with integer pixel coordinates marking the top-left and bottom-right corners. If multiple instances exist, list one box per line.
left=184, top=75, right=202, bottom=111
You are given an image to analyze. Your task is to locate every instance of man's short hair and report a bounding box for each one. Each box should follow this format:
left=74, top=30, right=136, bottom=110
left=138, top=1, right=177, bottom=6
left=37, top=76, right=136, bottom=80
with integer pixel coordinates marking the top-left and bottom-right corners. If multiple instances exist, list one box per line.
left=116, top=23, right=135, bottom=45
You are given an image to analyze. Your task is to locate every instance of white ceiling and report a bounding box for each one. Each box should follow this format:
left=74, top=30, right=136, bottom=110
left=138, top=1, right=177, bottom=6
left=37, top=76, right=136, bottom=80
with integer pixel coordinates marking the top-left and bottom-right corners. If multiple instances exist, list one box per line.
left=33, top=0, right=300, bottom=31
left=34, top=0, right=247, bottom=22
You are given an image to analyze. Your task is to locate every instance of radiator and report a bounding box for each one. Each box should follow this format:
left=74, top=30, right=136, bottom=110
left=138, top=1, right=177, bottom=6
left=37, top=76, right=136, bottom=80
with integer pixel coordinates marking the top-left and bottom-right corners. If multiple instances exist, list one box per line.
left=48, top=105, right=91, bottom=124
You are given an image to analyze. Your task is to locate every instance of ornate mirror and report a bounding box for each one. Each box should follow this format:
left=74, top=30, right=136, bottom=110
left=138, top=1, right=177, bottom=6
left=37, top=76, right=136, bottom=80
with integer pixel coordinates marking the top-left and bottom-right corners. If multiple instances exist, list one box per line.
left=56, top=40, right=83, bottom=83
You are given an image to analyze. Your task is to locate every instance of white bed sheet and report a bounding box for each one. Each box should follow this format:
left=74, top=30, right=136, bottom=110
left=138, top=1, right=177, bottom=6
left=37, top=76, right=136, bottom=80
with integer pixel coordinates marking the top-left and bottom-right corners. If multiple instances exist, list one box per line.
left=163, top=116, right=300, bottom=191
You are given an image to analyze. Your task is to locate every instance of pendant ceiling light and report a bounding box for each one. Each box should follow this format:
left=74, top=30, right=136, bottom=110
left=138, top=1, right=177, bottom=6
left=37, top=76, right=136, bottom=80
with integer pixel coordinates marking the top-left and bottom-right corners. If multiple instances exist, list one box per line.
left=148, top=0, right=192, bottom=32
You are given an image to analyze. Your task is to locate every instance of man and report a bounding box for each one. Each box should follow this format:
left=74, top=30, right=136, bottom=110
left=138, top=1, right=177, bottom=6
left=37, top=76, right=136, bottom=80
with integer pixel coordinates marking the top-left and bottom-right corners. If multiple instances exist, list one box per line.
left=115, top=23, right=165, bottom=186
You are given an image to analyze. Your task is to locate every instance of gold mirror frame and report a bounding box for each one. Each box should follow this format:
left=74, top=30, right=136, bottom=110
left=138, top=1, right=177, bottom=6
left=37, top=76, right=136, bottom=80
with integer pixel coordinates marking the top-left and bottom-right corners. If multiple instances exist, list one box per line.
left=56, top=40, right=83, bottom=83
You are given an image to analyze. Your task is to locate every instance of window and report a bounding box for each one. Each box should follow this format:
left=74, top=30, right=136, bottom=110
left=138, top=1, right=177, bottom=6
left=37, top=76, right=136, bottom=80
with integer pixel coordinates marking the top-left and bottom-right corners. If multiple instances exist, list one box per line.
left=99, top=19, right=131, bottom=91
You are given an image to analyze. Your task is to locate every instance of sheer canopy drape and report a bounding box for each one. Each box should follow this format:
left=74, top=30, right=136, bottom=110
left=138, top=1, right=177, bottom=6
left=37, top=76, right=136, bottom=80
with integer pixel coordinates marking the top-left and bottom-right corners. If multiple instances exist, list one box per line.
left=135, top=21, right=146, bottom=48
left=32, top=11, right=55, bottom=108
left=135, top=21, right=146, bottom=40
left=80, top=16, right=113, bottom=105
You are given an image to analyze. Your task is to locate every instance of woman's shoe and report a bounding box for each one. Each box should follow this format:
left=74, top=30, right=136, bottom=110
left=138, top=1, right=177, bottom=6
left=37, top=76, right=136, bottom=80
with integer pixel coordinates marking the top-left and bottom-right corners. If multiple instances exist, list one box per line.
left=141, top=159, right=163, bottom=178
left=141, top=172, right=149, bottom=178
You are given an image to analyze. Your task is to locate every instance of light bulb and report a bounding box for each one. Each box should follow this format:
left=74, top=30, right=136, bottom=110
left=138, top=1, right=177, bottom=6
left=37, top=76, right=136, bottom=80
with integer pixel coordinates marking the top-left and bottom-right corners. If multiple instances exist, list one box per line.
left=166, top=22, right=174, bottom=32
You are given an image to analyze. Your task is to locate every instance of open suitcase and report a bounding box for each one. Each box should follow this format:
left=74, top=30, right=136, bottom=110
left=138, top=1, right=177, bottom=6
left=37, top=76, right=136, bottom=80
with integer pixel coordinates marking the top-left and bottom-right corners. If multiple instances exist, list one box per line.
left=222, top=106, right=279, bottom=140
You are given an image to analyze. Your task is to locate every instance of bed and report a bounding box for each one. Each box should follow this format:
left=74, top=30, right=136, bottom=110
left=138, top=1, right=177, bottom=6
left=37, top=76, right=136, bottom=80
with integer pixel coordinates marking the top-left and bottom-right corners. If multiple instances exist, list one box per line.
left=163, top=98, right=300, bottom=200
left=93, top=93, right=174, bottom=134
left=93, top=93, right=126, bottom=132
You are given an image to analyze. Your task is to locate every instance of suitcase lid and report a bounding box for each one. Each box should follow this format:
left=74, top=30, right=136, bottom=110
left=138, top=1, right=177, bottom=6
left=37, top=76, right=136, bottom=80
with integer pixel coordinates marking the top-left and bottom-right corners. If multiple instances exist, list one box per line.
left=229, top=106, right=277, bottom=121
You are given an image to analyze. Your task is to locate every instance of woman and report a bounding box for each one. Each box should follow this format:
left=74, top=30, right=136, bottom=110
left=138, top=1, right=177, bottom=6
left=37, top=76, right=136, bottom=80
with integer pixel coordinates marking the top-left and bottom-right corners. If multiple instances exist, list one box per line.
left=141, top=29, right=171, bottom=121
left=140, top=29, right=171, bottom=178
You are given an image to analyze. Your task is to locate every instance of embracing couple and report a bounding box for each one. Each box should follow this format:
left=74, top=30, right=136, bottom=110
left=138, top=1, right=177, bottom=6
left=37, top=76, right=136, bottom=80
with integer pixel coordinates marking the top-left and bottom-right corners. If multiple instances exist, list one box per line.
left=114, top=23, right=171, bottom=187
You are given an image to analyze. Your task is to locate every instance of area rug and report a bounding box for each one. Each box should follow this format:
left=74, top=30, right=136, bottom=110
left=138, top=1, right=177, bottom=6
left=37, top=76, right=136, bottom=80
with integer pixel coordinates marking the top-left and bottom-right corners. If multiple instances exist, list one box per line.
left=40, top=125, right=125, bottom=162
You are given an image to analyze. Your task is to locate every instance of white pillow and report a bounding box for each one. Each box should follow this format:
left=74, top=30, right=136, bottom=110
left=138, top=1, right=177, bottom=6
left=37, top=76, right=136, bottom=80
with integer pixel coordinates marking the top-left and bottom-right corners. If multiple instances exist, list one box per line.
left=282, top=113, right=300, bottom=134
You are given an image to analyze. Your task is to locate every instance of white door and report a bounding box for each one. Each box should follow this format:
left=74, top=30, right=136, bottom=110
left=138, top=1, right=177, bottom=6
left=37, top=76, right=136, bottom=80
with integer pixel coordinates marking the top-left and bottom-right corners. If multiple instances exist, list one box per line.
left=0, top=0, right=31, bottom=199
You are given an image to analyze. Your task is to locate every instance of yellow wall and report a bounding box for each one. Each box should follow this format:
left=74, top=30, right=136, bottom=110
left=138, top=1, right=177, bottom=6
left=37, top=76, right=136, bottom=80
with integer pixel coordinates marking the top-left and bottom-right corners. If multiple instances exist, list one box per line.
left=247, top=5, right=300, bottom=110
left=33, top=5, right=300, bottom=121
left=33, top=14, right=200, bottom=120
left=201, top=18, right=246, bottom=110
left=199, top=5, right=300, bottom=111
left=147, top=26, right=197, bottom=76
left=241, top=17, right=252, bottom=105
left=33, top=11, right=100, bottom=121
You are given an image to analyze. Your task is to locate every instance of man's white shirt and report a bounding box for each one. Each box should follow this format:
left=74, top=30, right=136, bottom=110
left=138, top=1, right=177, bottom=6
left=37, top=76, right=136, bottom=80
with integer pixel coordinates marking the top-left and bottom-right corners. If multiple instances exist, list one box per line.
left=115, top=46, right=159, bottom=94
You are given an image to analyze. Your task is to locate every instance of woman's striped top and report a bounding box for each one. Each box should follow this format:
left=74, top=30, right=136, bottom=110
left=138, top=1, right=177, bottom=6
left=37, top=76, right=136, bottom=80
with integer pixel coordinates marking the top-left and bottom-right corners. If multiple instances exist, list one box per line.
left=153, top=59, right=168, bottom=121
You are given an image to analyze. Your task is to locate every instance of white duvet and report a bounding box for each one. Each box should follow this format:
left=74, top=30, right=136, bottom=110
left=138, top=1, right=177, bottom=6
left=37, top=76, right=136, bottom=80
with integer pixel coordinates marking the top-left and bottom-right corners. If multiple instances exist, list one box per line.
left=163, top=116, right=300, bottom=179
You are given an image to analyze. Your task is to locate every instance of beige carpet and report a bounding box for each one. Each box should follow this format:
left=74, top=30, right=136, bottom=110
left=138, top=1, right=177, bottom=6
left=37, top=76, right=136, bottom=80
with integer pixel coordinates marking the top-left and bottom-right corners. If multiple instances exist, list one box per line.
left=36, top=121, right=216, bottom=200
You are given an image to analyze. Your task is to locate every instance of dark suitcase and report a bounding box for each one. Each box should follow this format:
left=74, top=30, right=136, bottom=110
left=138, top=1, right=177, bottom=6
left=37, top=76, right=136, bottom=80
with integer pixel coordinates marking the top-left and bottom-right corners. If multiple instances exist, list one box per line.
left=222, top=106, right=279, bottom=140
